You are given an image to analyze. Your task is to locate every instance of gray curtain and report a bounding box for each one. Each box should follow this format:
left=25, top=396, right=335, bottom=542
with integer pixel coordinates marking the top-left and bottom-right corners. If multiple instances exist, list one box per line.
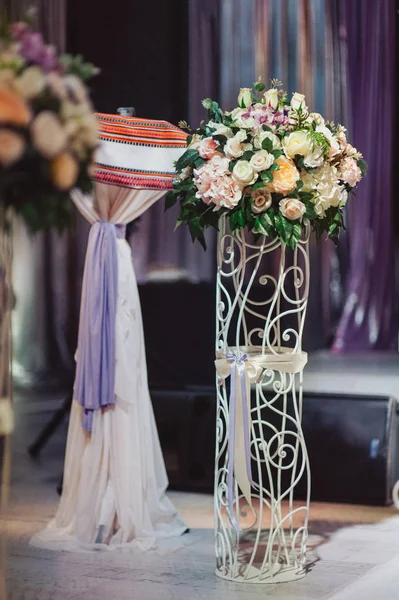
left=130, top=0, right=220, bottom=283
left=218, top=0, right=350, bottom=349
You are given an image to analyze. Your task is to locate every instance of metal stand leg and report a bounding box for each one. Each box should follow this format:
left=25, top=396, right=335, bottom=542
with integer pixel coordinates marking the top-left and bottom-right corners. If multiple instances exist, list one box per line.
left=28, top=391, right=73, bottom=458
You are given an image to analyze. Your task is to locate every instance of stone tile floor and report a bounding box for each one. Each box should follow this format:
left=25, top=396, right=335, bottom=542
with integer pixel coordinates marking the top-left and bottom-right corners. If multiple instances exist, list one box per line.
left=2, top=389, right=399, bottom=599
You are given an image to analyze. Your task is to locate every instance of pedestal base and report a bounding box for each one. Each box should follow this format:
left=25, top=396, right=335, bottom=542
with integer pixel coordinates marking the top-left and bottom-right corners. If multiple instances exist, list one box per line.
left=216, top=563, right=306, bottom=584
left=214, top=222, right=311, bottom=585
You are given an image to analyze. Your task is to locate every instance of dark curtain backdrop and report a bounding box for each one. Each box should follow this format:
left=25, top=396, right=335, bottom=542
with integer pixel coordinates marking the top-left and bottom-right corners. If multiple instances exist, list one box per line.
left=220, top=0, right=397, bottom=351
left=332, top=0, right=397, bottom=351
left=9, top=0, right=398, bottom=384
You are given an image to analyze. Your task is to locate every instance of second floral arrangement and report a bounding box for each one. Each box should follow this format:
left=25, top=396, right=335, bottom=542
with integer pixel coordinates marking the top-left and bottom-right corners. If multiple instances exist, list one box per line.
left=166, top=80, right=366, bottom=249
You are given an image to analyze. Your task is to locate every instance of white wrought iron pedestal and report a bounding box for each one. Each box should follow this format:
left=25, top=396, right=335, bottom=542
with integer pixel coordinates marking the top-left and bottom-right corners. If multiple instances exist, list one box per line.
left=214, top=216, right=311, bottom=584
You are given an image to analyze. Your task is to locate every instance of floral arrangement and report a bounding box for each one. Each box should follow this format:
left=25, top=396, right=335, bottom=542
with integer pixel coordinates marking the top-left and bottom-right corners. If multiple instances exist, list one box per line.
left=166, top=80, right=367, bottom=249
left=0, top=11, right=99, bottom=230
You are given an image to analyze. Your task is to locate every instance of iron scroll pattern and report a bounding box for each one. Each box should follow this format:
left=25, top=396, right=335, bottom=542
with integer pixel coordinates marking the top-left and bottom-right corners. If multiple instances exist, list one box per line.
left=214, top=216, right=311, bottom=583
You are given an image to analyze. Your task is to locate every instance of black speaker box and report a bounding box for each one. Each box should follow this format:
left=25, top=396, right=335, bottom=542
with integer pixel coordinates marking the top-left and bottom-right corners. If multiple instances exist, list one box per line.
left=151, top=387, right=399, bottom=506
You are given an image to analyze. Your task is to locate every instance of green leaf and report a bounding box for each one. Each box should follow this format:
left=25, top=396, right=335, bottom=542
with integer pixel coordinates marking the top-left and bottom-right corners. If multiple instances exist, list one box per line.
left=229, top=160, right=237, bottom=173
left=241, top=150, right=255, bottom=161
left=270, top=162, right=280, bottom=172
left=298, top=191, right=314, bottom=203
left=230, top=209, right=245, bottom=231
left=261, top=171, right=273, bottom=183
left=188, top=216, right=204, bottom=244
left=212, top=134, right=227, bottom=143
left=194, top=157, right=206, bottom=168
left=272, top=150, right=282, bottom=159
left=291, top=222, right=302, bottom=247
left=252, top=181, right=266, bottom=190
left=266, top=208, right=276, bottom=226
left=296, top=180, right=304, bottom=191
left=175, top=149, right=199, bottom=171
left=305, top=204, right=317, bottom=220
left=253, top=217, right=269, bottom=236
left=181, top=190, right=197, bottom=207
left=254, top=81, right=266, bottom=92
left=262, top=138, right=273, bottom=153
left=262, top=125, right=272, bottom=132
left=165, top=191, right=178, bottom=211
left=357, top=158, right=368, bottom=178
left=206, top=209, right=220, bottom=231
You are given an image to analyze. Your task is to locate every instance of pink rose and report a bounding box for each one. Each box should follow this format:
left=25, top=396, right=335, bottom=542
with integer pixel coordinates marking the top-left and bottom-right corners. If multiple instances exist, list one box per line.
left=198, top=136, right=219, bottom=159
left=279, top=198, right=306, bottom=221
left=339, top=157, right=362, bottom=187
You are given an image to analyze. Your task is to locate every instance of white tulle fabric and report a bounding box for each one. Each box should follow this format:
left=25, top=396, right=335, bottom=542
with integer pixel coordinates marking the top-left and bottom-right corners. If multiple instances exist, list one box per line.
left=30, top=185, right=187, bottom=552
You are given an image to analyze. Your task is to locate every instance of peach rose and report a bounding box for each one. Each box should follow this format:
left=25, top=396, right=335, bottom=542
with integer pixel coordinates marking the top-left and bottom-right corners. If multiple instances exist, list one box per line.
left=339, top=157, right=362, bottom=187
left=251, top=187, right=272, bottom=213
left=267, top=156, right=299, bottom=195
left=0, top=129, right=25, bottom=166
left=51, top=152, right=79, bottom=190
left=198, top=136, right=219, bottom=159
left=31, top=111, right=67, bottom=158
left=0, top=86, right=30, bottom=126
left=279, top=198, right=306, bottom=221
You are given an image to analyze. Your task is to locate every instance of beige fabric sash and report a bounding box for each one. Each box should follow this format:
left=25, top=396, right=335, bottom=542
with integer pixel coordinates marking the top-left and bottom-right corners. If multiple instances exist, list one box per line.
left=214, top=346, right=307, bottom=523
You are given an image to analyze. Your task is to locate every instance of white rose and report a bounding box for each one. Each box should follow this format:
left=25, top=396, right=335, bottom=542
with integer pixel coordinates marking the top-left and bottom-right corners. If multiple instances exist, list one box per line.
left=291, top=92, right=307, bottom=111
left=224, top=132, right=251, bottom=159
left=238, top=87, right=252, bottom=108
left=254, top=130, right=281, bottom=151
left=264, top=88, right=279, bottom=109
left=279, top=198, right=306, bottom=221
left=235, top=130, right=247, bottom=142
left=283, top=130, right=312, bottom=159
left=317, top=125, right=340, bottom=158
left=14, top=66, right=45, bottom=100
left=232, top=160, right=258, bottom=185
left=304, top=146, right=324, bottom=168
left=208, top=121, right=233, bottom=138
left=31, top=111, right=68, bottom=159
left=188, top=133, right=201, bottom=150
left=250, top=150, right=274, bottom=172
left=179, top=166, right=192, bottom=180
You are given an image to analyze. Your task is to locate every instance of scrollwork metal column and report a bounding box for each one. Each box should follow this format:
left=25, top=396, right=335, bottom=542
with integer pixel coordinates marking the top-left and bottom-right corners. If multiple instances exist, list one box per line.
left=214, top=215, right=310, bottom=583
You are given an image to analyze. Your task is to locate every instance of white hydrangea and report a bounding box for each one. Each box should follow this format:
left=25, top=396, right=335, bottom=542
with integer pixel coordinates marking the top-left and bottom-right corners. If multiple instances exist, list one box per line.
left=302, top=163, right=347, bottom=217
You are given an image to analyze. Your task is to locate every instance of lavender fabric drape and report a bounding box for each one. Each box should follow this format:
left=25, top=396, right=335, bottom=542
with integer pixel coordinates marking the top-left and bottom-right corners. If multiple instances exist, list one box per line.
left=333, top=0, right=397, bottom=351
left=74, top=222, right=122, bottom=431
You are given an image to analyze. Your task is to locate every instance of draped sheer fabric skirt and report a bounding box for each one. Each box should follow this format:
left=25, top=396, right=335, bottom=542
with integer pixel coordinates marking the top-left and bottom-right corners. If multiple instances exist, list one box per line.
left=30, top=239, right=186, bottom=551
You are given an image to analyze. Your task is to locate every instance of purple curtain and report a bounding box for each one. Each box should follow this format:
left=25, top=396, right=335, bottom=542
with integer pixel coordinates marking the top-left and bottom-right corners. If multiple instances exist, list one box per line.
left=333, top=0, right=397, bottom=351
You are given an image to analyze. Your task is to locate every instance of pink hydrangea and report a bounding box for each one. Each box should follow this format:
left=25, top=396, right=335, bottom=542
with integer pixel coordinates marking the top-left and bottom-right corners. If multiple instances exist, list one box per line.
left=194, top=156, right=243, bottom=209
left=339, top=157, right=362, bottom=188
